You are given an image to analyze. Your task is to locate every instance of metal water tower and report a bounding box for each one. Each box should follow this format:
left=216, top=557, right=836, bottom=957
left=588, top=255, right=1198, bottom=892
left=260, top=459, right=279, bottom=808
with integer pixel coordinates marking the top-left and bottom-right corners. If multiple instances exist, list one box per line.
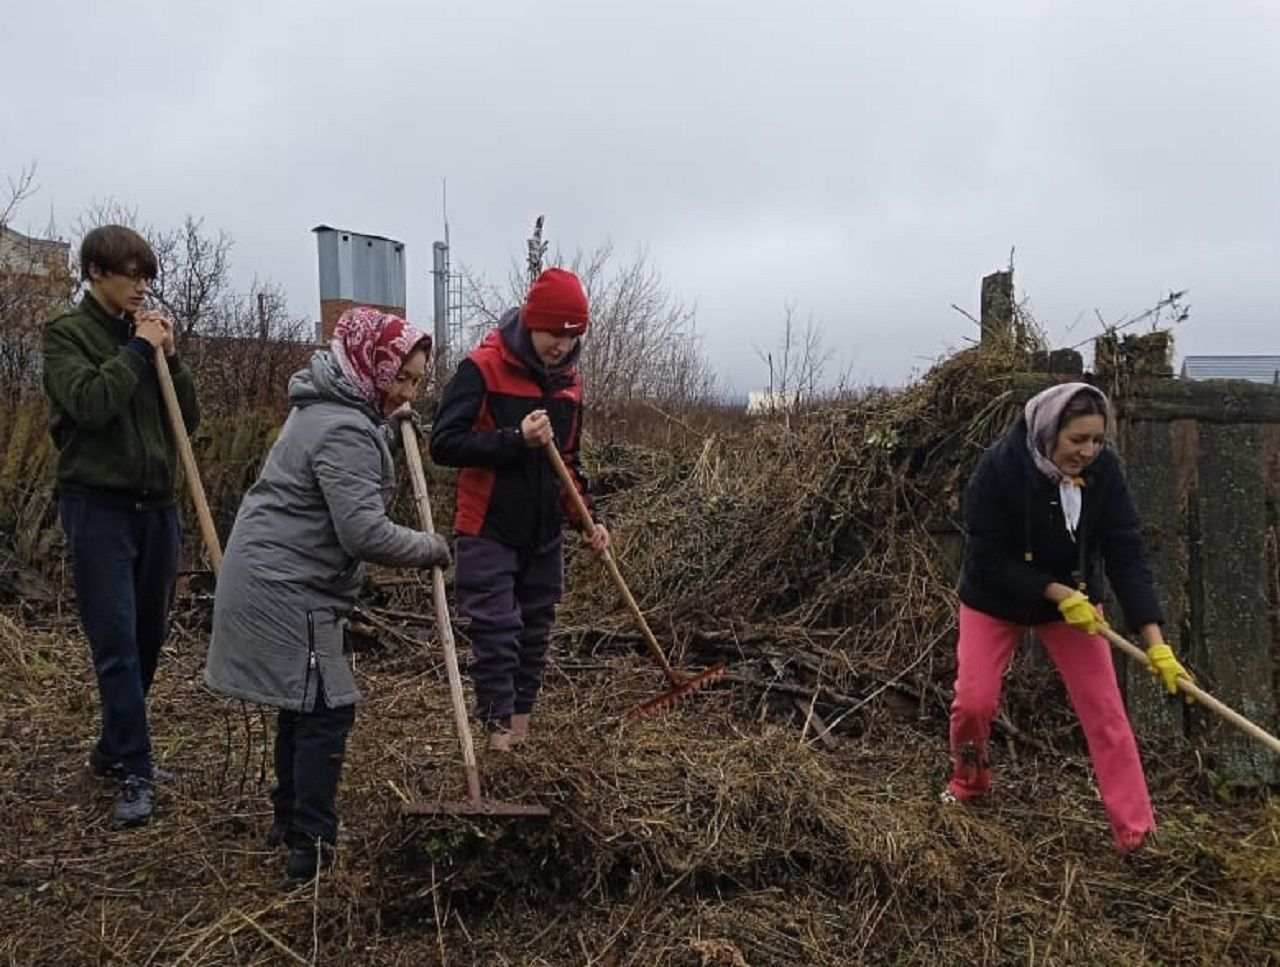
left=312, top=225, right=407, bottom=343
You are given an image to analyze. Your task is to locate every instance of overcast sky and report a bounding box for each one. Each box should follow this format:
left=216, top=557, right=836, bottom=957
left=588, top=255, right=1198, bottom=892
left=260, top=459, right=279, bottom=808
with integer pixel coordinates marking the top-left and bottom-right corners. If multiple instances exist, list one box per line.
left=3, top=0, right=1277, bottom=392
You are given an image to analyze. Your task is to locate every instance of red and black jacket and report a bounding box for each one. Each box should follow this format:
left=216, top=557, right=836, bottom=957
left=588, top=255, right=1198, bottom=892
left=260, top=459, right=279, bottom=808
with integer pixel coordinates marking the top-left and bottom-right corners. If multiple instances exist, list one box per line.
left=430, top=308, right=597, bottom=549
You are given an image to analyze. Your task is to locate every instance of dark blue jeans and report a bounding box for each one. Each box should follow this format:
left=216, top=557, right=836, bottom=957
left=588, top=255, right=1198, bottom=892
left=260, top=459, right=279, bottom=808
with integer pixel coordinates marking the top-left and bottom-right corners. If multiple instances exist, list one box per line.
left=60, top=491, right=181, bottom=779
left=455, top=534, right=564, bottom=723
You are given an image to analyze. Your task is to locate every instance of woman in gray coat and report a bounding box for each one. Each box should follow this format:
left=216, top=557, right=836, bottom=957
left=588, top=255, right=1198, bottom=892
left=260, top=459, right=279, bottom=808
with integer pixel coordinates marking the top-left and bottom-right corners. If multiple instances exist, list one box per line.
left=205, top=306, right=449, bottom=882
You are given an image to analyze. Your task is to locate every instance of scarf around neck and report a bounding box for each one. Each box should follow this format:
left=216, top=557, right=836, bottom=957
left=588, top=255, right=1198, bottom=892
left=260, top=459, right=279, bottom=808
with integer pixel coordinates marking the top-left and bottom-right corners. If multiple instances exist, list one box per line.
left=1023, top=382, right=1109, bottom=539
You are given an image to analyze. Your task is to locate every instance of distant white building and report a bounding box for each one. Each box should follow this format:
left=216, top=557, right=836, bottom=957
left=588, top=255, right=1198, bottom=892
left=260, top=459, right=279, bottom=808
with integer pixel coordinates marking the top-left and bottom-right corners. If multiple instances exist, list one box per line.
left=745, top=389, right=801, bottom=415
left=1181, top=355, right=1280, bottom=385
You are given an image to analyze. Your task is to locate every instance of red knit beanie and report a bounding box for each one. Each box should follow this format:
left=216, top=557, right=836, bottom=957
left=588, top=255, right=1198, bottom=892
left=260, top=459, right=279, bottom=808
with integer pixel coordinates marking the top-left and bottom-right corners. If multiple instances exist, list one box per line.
left=522, top=268, right=590, bottom=335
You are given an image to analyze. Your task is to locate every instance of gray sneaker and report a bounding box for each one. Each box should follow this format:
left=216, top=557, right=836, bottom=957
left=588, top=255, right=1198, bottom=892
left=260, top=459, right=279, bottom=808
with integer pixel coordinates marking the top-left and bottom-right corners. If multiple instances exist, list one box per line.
left=113, top=776, right=154, bottom=826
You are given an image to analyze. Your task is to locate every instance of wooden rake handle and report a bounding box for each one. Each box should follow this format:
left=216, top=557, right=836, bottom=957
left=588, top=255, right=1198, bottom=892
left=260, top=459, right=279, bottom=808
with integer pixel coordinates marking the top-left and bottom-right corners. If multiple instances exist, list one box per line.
left=1101, top=626, right=1280, bottom=756
left=400, top=423, right=482, bottom=806
left=154, top=348, right=222, bottom=574
left=541, top=440, right=682, bottom=687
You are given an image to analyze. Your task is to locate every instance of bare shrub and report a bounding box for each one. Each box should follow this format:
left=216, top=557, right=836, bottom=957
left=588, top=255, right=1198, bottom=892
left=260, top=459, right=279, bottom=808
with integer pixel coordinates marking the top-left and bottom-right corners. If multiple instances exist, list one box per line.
left=0, top=166, right=76, bottom=406
left=458, top=242, right=718, bottom=421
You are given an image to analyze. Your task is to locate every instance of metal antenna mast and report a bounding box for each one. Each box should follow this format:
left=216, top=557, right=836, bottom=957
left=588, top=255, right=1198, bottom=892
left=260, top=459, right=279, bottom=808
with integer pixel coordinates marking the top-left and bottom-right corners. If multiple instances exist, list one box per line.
left=432, top=179, right=459, bottom=391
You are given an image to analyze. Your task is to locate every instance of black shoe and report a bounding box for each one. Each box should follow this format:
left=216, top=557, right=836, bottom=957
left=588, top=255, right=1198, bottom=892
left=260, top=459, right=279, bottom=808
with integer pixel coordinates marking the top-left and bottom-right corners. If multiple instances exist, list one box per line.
left=113, top=776, right=154, bottom=826
left=266, top=818, right=291, bottom=850
left=285, top=839, right=334, bottom=883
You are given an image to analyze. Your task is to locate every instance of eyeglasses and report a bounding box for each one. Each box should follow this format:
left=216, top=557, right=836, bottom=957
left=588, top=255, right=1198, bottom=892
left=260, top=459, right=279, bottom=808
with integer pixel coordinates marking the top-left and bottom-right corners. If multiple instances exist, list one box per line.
left=111, top=270, right=154, bottom=286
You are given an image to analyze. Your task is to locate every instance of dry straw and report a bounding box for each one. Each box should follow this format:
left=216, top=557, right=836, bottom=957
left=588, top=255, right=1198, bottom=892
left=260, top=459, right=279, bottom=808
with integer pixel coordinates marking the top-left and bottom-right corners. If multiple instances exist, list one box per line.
left=2, top=340, right=1276, bottom=965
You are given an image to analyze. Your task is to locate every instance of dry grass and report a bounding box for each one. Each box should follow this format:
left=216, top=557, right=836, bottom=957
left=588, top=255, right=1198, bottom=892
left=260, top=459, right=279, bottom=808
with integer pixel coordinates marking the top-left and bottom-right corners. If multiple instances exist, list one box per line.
left=2, top=339, right=1276, bottom=965
left=0, top=606, right=1276, bottom=966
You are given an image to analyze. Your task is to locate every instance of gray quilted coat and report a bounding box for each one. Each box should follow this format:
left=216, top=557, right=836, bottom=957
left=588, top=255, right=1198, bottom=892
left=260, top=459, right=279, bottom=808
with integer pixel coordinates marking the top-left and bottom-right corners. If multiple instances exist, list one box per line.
left=205, top=352, right=447, bottom=711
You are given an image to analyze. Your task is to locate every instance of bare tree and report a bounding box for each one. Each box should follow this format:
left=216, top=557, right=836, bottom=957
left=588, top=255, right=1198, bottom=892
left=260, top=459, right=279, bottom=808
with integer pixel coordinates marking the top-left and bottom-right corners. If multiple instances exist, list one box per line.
left=0, top=166, right=75, bottom=405
left=75, top=205, right=234, bottom=343
left=0, top=164, right=38, bottom=227
left=573, top=243, right=717, bottom=410
left=456, top=263, right=510, bottom=343
left=754, top=302, right=835, bottom=417
left=154, top=216, right=233, bottom=342
left=457, top=242, right=717, bottom=414
left=72, top=202, right=312, bottom=414
left=182, top=278, right=312, bottom=418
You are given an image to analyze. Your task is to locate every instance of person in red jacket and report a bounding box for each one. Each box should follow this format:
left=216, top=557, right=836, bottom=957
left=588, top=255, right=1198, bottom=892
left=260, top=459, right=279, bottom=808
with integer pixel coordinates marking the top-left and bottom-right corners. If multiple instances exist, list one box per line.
left=430, top=268, right=610, bottom=751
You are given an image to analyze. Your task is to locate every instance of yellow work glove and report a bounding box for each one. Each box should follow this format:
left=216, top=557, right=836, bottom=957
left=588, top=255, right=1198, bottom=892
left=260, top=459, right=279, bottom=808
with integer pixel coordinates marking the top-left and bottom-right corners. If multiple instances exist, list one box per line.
left=1057, top=591, right=1102, bottom=635
left=1145, top=643, right=1194, bottom=699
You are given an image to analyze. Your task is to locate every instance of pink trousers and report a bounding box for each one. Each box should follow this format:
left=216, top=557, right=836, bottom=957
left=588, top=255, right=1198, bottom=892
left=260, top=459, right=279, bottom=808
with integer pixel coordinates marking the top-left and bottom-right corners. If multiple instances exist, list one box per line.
left=948, top=604, right=1155, bottom=852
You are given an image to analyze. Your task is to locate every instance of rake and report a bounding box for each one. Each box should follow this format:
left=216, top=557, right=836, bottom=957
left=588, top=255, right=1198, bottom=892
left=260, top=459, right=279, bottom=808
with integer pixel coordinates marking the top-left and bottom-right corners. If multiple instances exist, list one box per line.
left=399, top=423, right=549, bottom=818
left=543, top=440, right=725, bottom=720
left=1101, top=625, right=1280, bottom=755
left=155, top=347, right=222, bottom=573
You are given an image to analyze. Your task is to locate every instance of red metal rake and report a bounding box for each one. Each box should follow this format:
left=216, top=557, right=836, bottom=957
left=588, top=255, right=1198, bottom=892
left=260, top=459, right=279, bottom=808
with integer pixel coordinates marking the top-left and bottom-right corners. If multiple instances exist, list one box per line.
left=544, top=441, right=725, bottom=720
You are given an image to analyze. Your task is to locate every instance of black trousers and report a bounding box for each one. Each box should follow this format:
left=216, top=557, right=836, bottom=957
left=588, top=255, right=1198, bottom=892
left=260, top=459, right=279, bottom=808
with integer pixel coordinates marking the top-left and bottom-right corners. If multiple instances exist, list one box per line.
left=270, top=685, right=355, bottom=845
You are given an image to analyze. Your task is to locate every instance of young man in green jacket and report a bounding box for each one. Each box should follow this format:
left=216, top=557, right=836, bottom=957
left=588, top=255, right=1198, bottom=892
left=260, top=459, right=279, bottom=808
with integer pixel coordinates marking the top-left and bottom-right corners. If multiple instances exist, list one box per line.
left=42, top=225, right=200, bottom=825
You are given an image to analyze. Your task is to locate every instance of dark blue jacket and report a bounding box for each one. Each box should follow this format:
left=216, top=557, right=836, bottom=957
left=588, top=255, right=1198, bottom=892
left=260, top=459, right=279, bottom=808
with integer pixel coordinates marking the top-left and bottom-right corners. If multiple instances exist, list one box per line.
left=958, top=419, right=1163, bottom=629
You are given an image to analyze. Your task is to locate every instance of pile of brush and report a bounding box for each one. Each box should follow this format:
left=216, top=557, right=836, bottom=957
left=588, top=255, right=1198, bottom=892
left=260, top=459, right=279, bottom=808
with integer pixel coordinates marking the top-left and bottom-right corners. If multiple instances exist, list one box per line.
left=2, top=339, right=1276, bottom=966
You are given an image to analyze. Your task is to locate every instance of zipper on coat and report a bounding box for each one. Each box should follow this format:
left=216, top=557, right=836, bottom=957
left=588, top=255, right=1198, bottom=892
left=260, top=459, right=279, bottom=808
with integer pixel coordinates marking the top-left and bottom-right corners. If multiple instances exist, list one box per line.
left=1074, top=525, right=1089, bottom=592
left=301, top=610, right=318, bottom=711
left=125, top=319, right=155, bottom=495
left=114, top=320, right=152, bottom=496
left=1022, top=482, right=1034, bottom=563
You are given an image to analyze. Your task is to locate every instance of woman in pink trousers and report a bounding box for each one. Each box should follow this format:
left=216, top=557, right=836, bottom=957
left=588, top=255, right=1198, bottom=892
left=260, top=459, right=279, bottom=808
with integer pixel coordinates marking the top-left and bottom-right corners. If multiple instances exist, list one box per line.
left=946, top=382, right=1192, bottom=853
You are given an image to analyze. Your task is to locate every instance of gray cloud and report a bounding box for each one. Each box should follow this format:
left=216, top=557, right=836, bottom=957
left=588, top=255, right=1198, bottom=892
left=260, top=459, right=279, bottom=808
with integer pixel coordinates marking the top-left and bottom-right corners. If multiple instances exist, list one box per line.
left=4, top=0, right=1277, bottom=392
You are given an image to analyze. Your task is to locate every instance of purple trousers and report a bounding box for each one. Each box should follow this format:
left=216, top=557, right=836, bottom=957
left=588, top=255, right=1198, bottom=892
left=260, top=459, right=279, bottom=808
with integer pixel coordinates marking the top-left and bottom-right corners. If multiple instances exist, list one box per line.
left=455, top=534, right=564, bottom=724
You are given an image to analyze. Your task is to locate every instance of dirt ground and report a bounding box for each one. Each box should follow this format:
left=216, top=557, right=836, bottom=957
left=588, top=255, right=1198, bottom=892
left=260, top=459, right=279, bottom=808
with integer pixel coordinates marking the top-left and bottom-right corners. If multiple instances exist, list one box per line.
left=1, top=594, right=1276, bottom=967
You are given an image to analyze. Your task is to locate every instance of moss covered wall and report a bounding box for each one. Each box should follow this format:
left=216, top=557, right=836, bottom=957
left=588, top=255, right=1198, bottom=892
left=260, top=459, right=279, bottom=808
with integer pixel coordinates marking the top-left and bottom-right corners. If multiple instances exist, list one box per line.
left=1121, top=382, right=1280, bottom=784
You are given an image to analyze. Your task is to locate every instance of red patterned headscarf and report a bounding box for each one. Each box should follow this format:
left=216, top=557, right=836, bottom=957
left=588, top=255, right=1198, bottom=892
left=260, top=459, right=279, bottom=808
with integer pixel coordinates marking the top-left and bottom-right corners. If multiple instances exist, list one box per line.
left=330, top=307, right=431, bottom=411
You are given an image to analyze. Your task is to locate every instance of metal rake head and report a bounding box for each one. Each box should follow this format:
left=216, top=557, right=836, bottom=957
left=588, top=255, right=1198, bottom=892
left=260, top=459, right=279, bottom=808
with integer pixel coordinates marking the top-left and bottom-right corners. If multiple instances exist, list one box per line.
left=624, top=663, right=727, bottom=722
left=401, top=799, right=550, bottom=819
